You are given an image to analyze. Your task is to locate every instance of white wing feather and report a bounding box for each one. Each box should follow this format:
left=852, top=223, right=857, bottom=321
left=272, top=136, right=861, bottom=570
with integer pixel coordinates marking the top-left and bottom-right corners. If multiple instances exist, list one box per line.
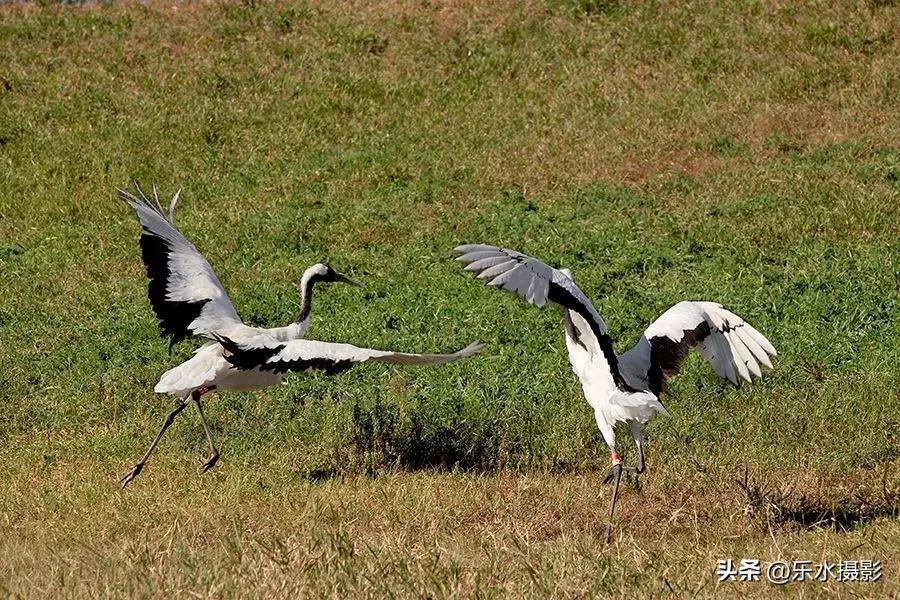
left=120, top=183, right=243, bottom=343
left=454, top=244, right=601, bottom=322
left=218, top=335, right=484, bottom=373
left=619, top=301, right=776, bottom=391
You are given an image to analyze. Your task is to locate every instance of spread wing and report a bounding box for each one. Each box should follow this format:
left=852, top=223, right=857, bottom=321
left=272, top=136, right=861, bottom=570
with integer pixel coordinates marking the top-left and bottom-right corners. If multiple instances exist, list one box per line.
left=216, top=335, right=484, bottom=374
left=453, top=244, right=633, bottom=391
left=618, top=301, right=777, bottom=394
left=120, top=183, right=242, bottom=348
left=453, top=244, right=609, bottom=332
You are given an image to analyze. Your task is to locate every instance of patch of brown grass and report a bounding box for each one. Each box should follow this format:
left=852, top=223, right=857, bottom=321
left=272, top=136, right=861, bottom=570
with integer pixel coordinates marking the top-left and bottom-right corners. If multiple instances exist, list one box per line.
left=1, top=455, right=898, bottom=597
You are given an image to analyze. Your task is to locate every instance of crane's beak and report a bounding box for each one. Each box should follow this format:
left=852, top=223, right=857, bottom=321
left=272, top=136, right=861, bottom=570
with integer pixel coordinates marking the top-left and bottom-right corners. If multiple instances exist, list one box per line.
left=335, top=272, right=362, bottom=287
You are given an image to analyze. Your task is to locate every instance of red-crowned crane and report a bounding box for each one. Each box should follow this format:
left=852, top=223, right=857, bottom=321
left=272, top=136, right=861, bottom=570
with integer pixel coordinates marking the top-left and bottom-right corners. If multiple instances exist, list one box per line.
left=118, top=183, right=482, bottom=487
left=453, top=244, right=776, bottom=541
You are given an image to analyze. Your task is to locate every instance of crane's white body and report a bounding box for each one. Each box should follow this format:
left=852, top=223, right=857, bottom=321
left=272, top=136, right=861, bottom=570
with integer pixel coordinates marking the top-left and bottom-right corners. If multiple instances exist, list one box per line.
left=154, top=317, right=313, bottom=397
left=562, top=306, right=664, bottom=450
left=154, top=341, right=281, bottom=397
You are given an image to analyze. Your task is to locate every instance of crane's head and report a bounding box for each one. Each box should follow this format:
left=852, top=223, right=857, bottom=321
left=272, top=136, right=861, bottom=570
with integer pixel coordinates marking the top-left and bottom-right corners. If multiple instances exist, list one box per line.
left=300, top=263, right=361, bottom=291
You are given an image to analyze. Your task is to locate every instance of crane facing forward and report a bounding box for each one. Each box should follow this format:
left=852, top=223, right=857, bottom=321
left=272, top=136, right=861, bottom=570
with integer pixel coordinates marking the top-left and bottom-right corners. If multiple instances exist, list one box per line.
left=118, top=183, right=482, bottom=487
left=453, top=244, right=776, bottom=541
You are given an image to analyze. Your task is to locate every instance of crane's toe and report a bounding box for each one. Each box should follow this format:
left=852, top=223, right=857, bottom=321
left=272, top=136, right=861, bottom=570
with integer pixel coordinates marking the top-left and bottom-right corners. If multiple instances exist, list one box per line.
left=602, top=465, right=641, bottom=486
left=119, top=463, right=144, bottom=488
left=602, top=468, right=617, bottom=485
left=201, top=451, right=220, bottom=474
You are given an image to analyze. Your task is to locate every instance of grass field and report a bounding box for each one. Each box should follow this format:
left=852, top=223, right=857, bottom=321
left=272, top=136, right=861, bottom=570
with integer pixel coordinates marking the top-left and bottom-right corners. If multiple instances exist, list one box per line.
left=1, top=0, right=898, bottom=596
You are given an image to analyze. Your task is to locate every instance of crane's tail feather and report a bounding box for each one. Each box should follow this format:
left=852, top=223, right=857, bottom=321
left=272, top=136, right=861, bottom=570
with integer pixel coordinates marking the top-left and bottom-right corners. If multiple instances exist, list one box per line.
left=610, top=390, right=669, bottom=417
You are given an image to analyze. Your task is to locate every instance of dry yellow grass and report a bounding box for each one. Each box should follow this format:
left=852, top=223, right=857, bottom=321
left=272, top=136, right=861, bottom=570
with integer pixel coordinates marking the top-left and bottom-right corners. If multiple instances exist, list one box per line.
left=2, top=454, right=899, bottom=597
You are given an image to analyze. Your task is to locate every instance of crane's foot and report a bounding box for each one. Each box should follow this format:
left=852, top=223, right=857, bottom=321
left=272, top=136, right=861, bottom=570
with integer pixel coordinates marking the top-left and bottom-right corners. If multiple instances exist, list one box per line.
left=201, top=451, right=220, bottom=474
left=120, top=463, right=144, bottom=488
left=604, top=520, right=615, bottom=544
left=602, top=466, right=642, bottom=492
left=602, top=465, right=640, bottom=484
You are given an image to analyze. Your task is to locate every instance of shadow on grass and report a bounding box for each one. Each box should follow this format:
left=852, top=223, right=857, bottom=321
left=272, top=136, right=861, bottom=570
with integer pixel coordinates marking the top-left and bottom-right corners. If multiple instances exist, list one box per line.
left=737, top=467, right=900, bottom=532
left=350, top=397, right=505, bottom=473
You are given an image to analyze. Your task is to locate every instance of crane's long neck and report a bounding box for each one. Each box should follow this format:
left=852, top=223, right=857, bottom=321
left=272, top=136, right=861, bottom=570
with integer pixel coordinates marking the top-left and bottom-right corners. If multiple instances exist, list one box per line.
left=295, top=275, right=318, bottom=325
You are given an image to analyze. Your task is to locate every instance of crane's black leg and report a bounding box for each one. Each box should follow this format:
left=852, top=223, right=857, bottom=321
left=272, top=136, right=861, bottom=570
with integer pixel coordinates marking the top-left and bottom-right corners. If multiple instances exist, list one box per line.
left=631, top=440, right=646, bottom=491
left=603, top=425, right=646, bottom=484
left=629, top=422, right=646, bottom=490
left=120, top=397, right=189, bottom=488
left=635, top=441, right=646, bottom=474
left=190, top=388, right=219, bottom=474
left=601, top=424, right=646, bottom=540
left=604, top=461, right=624, bottom=544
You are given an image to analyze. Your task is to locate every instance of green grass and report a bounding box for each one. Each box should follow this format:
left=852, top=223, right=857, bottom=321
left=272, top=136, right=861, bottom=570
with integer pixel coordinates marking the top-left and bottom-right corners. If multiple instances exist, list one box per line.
left=1, top=0, right=898, bottom=596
